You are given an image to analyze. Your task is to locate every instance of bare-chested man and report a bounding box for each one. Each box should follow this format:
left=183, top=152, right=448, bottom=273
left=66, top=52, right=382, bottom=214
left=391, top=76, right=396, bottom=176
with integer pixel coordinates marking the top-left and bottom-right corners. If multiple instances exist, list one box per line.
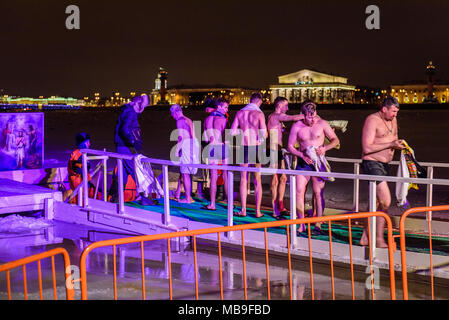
left=202, top=98, right=229, bottom=210
left=267, top=96, right=303, bottom=219
left=288, top=101, right=340, bottom=234
left=230, top=92, right=267, bottom=218
left=170, top=104, right=200, bottom=204
left=360, top=96, right=405, bottom=247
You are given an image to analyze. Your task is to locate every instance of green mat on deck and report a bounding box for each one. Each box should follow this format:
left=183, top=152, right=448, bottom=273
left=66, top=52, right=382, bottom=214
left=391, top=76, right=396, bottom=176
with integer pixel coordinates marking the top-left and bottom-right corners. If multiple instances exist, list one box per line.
left=126, top=198, right=449, bottom=256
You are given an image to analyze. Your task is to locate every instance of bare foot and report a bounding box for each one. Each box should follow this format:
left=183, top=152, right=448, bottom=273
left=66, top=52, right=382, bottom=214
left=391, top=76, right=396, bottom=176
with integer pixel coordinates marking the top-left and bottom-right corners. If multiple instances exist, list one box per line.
left=255, top=212, right=264, bottom=218
left=178, top=198, right=193, bottom=204
left=359, top=233, right=369, bottom=246
left=234, top=210, right=246, bottom=217
left=376, top=241, right=389, bottom=248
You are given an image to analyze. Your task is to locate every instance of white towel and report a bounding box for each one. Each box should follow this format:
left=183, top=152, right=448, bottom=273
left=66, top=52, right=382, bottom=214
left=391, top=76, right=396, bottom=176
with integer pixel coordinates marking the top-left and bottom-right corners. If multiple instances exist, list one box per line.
left=134, top=154, right=164, bottom=198
left=241, top=103, right=262, bottom=112
left=305, top=146, right=334, bottom=182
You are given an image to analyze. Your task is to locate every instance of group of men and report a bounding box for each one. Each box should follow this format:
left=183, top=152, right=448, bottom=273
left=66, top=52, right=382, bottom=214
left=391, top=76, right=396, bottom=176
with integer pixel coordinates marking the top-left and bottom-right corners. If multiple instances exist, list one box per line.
left=112, top=93, right=405, bottom=245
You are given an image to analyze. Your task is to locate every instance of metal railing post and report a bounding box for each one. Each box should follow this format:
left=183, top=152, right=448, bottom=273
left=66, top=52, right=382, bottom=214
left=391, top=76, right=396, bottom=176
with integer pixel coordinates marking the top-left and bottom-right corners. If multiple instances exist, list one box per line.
left=289, top=175, right=297, bottom=249
left=227, top=171, right=234, bottom=240
left=82, top=153, right=89, bottom=208
left=103, top=156, right=108, bottom=202
left=353, top=163, right=360, bottom=212
left=426, top=166, right=434, bottom=225
left=163, top=165, right=171, bottom=225
left=117, top=158, right=125, bottom=214
left=368, top=180, right=377, bottom=259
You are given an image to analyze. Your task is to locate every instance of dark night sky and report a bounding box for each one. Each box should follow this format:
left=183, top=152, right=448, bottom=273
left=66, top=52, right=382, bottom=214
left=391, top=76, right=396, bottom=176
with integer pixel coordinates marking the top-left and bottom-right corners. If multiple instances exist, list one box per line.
left=1, top=0, right=449, bottom=98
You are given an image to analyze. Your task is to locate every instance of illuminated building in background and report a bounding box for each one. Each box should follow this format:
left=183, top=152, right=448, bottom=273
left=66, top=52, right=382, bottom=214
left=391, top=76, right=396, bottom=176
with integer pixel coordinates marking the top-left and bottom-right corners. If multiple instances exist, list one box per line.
left=0, top=95, right=83, bottom=109
left=270, top=69, right=356, bottom=104
left=151, top=67, right=169, bottom=105
left=390, top=61, right=448, bottom=104
left=159, top=85, right=258, bottom=106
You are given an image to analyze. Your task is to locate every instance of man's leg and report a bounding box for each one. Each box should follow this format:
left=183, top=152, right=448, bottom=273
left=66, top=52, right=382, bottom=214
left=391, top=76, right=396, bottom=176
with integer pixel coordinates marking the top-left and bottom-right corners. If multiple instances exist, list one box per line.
left=178, top=173, right=193, bottom=203
left=271, top=173, right=279, bottom=215
left=254, top=164, right=263, bottom=218
left=295, top=175, right=310, bottom=233
left=311, top=177, right=326, bottom=232
left=237, top=164, right=249, bottom=216
left=360, top=181, right=390, bottom=247
left=207, top=167, right=218, bottom=209
left=278, top=160, right=288, bottom=213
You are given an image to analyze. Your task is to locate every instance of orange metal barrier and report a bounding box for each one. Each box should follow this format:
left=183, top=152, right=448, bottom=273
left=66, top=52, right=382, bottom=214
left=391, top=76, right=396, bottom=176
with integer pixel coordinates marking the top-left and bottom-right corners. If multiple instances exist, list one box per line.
left=0, top=248, right=74, bottom=300
left=79, top=211, right=396, bottom=300
left=400, top=205, right=449, bottom=300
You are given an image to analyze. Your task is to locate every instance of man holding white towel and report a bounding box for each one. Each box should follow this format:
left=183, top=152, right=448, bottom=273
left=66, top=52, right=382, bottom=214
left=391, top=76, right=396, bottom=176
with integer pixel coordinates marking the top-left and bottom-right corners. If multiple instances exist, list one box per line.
left=287, top=101, right=340, bottom=234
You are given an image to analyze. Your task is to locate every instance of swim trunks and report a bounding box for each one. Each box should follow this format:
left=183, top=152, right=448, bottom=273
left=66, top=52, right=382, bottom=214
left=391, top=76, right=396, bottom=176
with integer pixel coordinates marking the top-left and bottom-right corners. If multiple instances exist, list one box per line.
left=295, top=156, right=315, bottom=171
left=361, top=160, right=390, bottom=184
left=179, top=138, right=200, bottom=174
left=268, top=147, right=284, bottom=166
left=238, top=145, right=266, bottom=164
left=206, top=143, right=230, bottom=162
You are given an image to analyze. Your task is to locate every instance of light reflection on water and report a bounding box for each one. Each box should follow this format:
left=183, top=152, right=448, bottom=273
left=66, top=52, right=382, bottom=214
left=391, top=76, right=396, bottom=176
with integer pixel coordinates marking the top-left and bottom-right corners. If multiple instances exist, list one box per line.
left=1, top=219, right=448, bottom=300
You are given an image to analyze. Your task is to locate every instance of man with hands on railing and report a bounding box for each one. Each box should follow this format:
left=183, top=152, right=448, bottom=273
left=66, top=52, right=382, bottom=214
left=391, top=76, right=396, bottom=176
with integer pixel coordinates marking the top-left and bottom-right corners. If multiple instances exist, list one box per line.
left=360, top=96, right=405, bottom=248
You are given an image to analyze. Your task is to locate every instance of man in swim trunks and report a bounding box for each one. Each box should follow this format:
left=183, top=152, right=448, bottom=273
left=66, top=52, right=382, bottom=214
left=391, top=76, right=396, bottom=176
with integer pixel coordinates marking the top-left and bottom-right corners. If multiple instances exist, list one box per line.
left=230, top=92, right=267, bottom=218
left=170, top=104, right=200, bottom=204
left=360, top=96, right=405, bottom=248
left=202, top=98, right=230, bottom=210
left=287, top=101, right=340, bottom=234
left=267, top=96, right=304, bottom=219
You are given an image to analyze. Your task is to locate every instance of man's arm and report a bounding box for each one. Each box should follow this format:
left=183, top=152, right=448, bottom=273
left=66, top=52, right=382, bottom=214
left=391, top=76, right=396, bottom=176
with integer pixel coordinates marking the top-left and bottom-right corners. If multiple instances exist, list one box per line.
left=287, top=123, right=311, bottom=163
left=318, top=121, right=340, bottom=154
left=230, top=112, right=240, bottom=136
left=361, top=117, right=404, bottom=156
left=278, top=114, right=304, bottom=122
left=259, top=112, right=268, bottom=139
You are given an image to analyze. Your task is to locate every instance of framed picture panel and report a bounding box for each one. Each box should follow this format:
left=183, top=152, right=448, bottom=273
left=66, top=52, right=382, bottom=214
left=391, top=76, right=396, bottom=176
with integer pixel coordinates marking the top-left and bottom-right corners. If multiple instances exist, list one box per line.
left=0, top=112, right=44, bottom=171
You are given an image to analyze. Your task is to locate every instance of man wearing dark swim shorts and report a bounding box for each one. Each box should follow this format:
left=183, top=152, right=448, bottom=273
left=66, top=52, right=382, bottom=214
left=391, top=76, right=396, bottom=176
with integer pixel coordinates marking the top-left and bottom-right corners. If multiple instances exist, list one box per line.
left=360, top=96, right=405, bottom=248
left=361, top=159, right=390, bottom=184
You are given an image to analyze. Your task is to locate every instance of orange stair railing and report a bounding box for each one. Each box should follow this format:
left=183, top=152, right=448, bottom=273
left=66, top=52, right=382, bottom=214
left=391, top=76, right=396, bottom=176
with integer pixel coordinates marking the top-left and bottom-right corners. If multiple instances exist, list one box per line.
left=0, top=247, right=74, bottom=300
left=400, top=205, right=449, bottom=300
left=79, top=211, right=397, bottom=300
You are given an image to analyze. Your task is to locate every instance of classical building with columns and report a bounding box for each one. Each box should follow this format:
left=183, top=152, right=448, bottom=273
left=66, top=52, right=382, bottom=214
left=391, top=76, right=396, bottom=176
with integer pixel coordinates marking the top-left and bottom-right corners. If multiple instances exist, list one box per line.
left=270, top=69, right=356, bottom=104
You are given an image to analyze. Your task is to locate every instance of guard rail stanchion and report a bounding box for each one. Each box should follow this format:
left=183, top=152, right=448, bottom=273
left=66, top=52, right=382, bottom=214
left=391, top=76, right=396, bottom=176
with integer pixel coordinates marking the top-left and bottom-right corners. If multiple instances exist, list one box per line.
left=368, top=180, right=377, bottom=258
left=163, top=165, right=170, bottom=225
left=227, top=170, right=234, bottom=239
left=117, top=158, right=125, bottom=214
left=353, top=163, right=360, bottom=212
left=289, top=175, right=297, bottom=249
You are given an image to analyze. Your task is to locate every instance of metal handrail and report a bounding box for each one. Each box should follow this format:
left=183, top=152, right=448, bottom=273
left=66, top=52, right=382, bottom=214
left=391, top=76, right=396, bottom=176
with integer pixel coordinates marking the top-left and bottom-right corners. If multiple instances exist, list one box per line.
left=78, top=148, right=449, bottom=258
left=79, top=211, right=397, bottom=300
left=0, top=248, right=74, bottom=300
left=399, top=205, right=449, bottom=300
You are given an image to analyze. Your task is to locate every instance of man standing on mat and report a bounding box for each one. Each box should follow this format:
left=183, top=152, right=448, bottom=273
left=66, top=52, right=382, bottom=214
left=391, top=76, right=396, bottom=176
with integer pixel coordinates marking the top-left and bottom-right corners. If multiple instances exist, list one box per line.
left=267, top=96, right=304, bottom=219
left=170, top=104, right=200, bottom=204
left=360, top=96, right=405, bottom=248
left=230, top=92, right=267, bottom=218
left=202, top=98, right=230, bottom=211
left=288, top=101, right=339, bottom=234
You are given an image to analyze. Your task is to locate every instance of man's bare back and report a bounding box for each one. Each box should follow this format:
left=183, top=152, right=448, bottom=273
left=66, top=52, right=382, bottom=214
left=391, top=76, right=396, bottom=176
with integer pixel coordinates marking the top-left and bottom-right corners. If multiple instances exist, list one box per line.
left=231, top=110, right=266, bottom=146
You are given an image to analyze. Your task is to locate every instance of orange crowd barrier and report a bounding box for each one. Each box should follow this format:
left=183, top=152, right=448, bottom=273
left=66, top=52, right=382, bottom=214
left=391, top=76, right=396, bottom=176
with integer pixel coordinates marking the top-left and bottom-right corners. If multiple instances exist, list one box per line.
left=0, top=248, right=74, bottom=300
left=79, top=211, right=397, bottom=300
left=399, top=205, right=449, bottom=300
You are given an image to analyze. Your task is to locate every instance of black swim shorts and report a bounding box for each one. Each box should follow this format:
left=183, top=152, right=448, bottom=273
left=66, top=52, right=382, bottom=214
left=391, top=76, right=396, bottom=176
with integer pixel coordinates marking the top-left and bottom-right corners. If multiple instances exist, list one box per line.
left=239, top=145, right=266, bottom=164
left=295, top=156, right=315, bottom=172
left=361, top=160, right=390, bottom=184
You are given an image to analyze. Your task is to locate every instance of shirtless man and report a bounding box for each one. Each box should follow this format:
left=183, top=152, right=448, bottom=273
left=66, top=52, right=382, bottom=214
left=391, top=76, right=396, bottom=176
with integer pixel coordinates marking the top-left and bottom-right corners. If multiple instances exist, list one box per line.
left=360, top=96, right=405, bottom=247
left=202, top=98, right=229, bottom=210
left=267, top=96, right=303, bottom=219
left=288, top=101, right=340, bottom=234
left=230, top=92, right=267, bottom=218
left=170, top=104, right=200, bottom=204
